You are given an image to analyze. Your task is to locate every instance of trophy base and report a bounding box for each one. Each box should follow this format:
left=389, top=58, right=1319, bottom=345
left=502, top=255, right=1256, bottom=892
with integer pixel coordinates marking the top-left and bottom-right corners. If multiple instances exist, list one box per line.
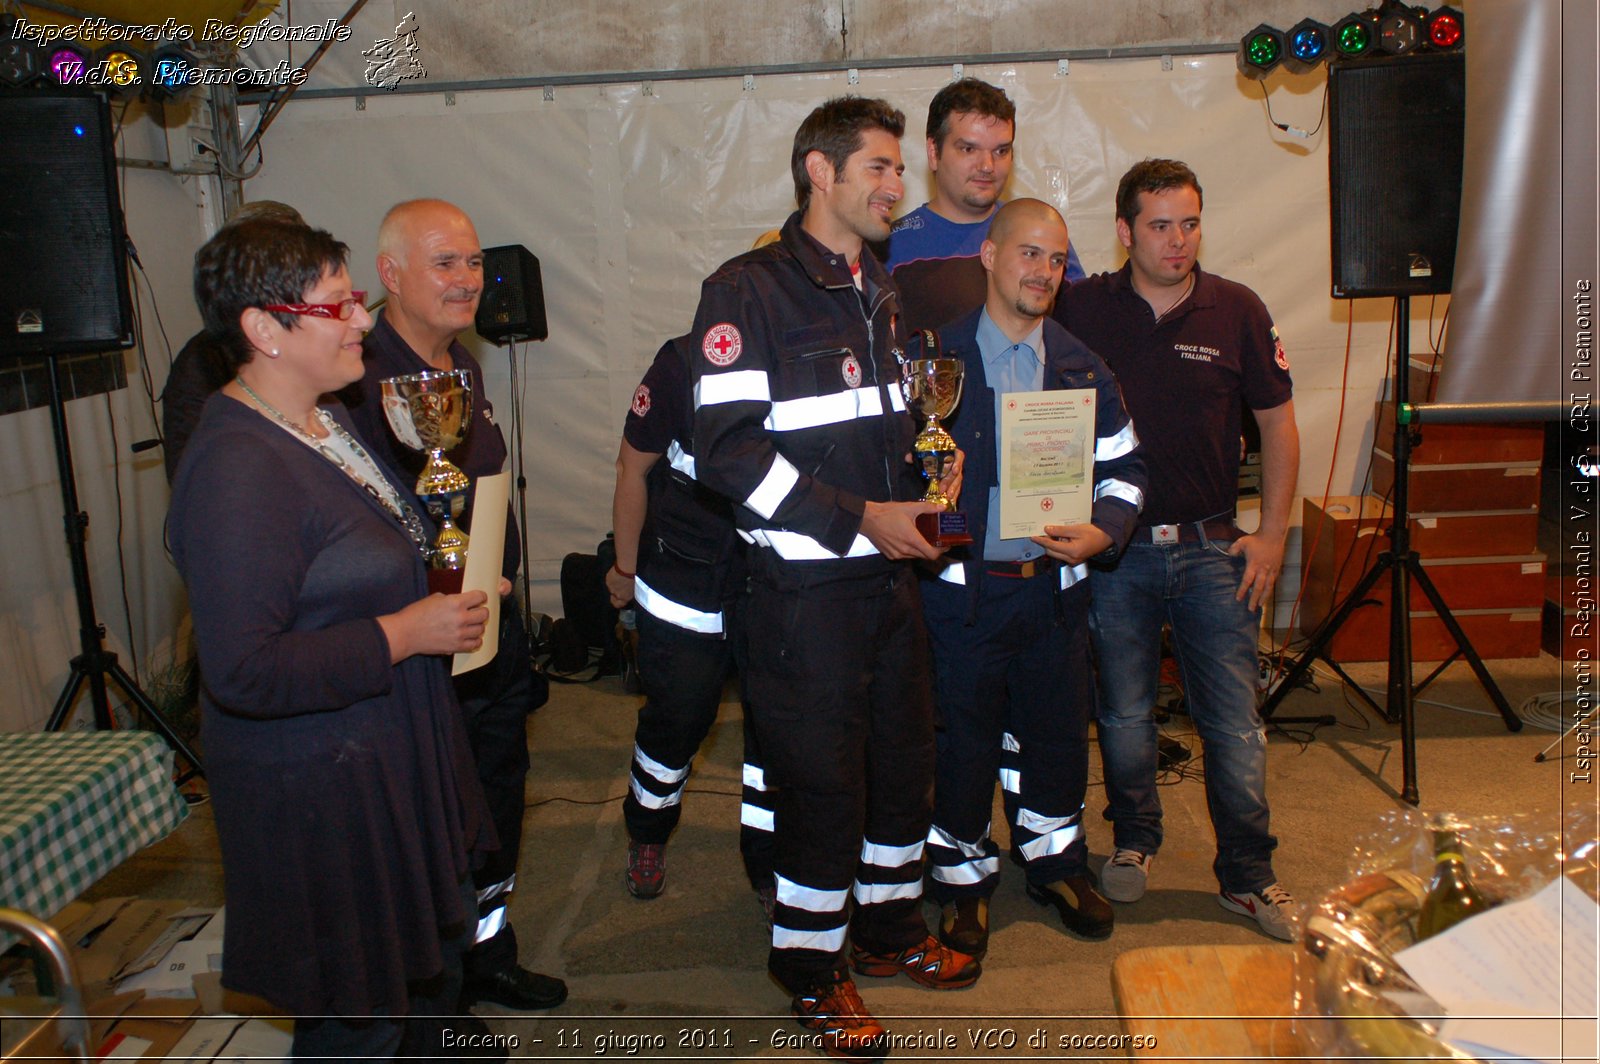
left=917, top=510, right=973, bottom=548
left=427, top=567, right=465, bottom=596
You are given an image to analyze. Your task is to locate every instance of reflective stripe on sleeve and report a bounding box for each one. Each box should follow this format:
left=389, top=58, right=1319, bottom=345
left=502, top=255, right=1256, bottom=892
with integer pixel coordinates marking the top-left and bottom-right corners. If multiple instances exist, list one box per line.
left=745, top=454, right=801, bottom=520
left=1095, top=478, right=1145, bottom=510
left=666, top=439, right=696, bottom=480
left=765, top=388, right=886, bottom=432
left=748, top=528, right=880, bottom=560
left=1095, top=420, right=1139, bottom=461
left=694, top=369, right=769, bottom=408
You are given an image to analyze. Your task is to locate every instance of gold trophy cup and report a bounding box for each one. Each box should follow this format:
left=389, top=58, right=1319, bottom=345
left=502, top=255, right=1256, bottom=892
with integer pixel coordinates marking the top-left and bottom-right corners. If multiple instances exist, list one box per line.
left=381, top=368, right=473, bottom=593
left=900, top=357, right=972, bottom=546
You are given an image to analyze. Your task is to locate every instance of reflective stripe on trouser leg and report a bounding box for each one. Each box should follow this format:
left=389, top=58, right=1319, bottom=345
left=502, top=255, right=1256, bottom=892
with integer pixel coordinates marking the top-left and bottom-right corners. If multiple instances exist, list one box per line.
left=854, top=837, right=925, bottom=905
left=740, top=760, right=774, bottom=833
left=770, top=874, right=849, bottom=953
left=475, top=873, right=516, bottom=945
left=1013, top=806, right=1085, bottom=866
left=999, top=730, right=1022, bottom=841
left=629, top=743, right=689, bottom=810
left=925, top=822, right=1000, bottom=891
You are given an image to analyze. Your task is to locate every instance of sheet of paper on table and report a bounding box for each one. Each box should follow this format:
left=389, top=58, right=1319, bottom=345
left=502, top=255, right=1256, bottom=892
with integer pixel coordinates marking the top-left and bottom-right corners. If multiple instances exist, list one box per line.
left=453, top=471, right=508, bottom=676
left=1394, top=875, right=1599, bottom=1064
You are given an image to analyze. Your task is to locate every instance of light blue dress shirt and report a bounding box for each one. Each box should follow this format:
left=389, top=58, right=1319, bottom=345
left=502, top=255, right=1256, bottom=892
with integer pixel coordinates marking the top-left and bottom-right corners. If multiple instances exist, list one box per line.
left=977, top=310, right=1045, bottom=564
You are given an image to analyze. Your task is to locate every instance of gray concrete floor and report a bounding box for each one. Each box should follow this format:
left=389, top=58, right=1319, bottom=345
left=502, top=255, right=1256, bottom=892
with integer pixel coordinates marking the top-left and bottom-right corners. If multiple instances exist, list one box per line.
left=79, top=651, right=1588, bottom=1059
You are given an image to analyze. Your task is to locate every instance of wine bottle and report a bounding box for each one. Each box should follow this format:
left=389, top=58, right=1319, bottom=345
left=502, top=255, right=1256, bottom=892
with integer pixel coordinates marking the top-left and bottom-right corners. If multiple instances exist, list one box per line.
left=1416, top=827, right=1488, bottom=940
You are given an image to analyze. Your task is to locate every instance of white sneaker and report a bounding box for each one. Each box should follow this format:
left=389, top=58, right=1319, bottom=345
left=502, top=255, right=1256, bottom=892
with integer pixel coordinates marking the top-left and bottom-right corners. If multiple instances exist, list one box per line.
left=1100, top=848, right=1153, bottom=903
left=1218, top=883, right=1298, bottom=941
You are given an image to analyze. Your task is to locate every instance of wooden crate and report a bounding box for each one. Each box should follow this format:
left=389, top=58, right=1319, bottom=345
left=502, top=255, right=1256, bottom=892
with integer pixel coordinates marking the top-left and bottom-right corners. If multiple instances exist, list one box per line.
left=1315, top=606, right=1543, bottom=662
left=1371, top=448, right=1542, bottom=512
left=1301, top=495, right=1540, bottom=562
left=1374, top=401, right=1544, bottom=464
left=1299, top=496, right=1546, bottom=661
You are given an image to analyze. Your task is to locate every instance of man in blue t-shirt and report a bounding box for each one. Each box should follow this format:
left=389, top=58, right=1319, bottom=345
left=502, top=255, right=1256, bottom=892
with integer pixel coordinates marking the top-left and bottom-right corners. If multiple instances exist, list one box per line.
left=883, top=78, right=1084, bottom=334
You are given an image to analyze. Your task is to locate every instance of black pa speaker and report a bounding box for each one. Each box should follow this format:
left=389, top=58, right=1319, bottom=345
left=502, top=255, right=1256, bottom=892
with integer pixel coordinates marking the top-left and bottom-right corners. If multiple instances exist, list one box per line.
left=1328, top=52, right=1466, bottom=299
left=476, top=244, right=547, bottom=344
left=0, top=89, right=134, bottom=356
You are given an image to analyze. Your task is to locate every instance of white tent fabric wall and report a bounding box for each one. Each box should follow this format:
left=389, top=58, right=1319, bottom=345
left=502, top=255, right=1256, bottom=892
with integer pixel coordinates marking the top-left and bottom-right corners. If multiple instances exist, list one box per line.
left=3, top=52, right=1434, bottom=731
left=243, top=53, right=1413, bottom=635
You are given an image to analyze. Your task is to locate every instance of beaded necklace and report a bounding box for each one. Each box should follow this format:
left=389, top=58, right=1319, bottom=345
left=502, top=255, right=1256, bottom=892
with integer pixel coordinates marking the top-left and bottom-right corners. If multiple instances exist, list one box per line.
left=235, top=378, right=430, bottom=556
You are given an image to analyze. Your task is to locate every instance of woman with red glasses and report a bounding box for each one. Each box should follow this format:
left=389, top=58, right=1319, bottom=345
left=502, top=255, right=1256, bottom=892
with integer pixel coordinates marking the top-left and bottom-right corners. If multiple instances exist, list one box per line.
left=169, top=218, right=497, bottom=1061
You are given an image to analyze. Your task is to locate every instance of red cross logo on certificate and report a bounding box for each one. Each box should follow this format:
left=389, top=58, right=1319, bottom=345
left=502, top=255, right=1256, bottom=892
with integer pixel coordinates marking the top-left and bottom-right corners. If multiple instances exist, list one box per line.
left=703, top=323, right=743, bottom=366
left=1040, top=497, right=1054, bottom=512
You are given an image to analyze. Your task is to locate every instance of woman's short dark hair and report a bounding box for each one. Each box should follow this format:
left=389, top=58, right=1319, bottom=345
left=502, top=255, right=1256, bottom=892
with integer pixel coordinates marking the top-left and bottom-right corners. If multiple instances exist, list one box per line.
left=790, top=96, right=906, bottom=212
left=192, top=219, right=349, bottom=372
left=1115, top=158, right=1204, bottom=224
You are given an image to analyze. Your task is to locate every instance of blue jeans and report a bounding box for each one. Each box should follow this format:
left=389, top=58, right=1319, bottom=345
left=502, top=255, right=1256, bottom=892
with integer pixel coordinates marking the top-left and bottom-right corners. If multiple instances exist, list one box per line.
left=1088, top=534, right=1277, bottom=894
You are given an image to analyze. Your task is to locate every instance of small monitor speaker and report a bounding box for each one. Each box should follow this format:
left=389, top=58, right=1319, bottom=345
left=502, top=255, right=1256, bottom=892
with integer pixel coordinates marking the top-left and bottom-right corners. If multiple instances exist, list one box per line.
left=477, top=244, right=548, bottom=344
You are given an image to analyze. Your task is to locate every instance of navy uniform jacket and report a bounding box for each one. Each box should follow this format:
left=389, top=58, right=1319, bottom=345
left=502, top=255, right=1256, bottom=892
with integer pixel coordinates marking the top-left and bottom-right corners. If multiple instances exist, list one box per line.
left=689, top=211, right=922, bottom=573
left=933, top=305, right=1147, bottom=611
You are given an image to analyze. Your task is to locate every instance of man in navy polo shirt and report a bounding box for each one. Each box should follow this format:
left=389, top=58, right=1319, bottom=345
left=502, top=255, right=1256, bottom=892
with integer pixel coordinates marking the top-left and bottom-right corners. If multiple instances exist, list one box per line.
left=1051, top=159, right=1302, bottom=941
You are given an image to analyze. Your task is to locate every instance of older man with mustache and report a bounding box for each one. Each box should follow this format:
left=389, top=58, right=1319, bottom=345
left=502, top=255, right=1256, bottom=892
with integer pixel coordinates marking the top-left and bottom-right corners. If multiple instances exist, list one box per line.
left=347, top=198, right=567, bottom=1018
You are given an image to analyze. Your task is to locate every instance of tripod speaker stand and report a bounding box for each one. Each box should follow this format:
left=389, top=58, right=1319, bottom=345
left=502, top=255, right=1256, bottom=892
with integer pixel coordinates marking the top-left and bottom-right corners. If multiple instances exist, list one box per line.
left=38, top=353, right=203, bottom=782
left=1261, top=297, right=1519, bottom=805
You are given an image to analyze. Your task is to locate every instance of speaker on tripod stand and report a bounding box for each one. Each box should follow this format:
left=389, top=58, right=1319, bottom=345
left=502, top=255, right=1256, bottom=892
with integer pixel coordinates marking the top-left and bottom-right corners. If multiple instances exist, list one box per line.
left=0, top=87, right=201, bottom=778
left=1262, top=50, right=1521, bottom=805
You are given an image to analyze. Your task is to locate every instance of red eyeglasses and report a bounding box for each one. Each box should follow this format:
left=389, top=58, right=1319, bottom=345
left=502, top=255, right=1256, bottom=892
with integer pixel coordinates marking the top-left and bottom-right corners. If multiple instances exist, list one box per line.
left=263, top=291, right=368, bottom=321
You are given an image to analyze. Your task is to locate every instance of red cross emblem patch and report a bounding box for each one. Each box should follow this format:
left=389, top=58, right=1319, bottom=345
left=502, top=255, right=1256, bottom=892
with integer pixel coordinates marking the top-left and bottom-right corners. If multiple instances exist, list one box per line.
left=841, top=354, right=862, bottom=389
left=631, top=384, right=652, bottom=417
left=1271, top=326, right=1290, bottom=370
left=703, top=323, right=743, bottom=366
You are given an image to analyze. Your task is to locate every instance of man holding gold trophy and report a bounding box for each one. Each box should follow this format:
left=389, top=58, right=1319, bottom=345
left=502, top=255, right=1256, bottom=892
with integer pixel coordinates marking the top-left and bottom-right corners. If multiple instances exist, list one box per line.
left=921, top=199, right=1146, bottom=960
left=346, top=199, right=567, bottom=1014
left=689, top=97, right=979, bottom=1058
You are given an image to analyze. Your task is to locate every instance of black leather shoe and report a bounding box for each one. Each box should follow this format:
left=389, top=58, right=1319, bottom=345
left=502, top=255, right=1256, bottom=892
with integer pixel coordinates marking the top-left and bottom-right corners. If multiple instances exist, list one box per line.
left=463, top=966, right=569, bottom=1010
left=1026, top=875, right=1114, bottom=940
left=938, top=897, right=990, bottom=959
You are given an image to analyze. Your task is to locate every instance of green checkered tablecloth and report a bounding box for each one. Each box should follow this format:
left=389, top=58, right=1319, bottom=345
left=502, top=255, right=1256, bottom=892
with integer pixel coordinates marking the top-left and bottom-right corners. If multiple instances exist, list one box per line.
left=0, top=731, right=189, bottom=926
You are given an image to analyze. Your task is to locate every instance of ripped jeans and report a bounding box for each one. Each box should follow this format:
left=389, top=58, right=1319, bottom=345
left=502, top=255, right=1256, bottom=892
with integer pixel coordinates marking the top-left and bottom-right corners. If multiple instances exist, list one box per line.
left=1088, top=533, right=1277, bottom=894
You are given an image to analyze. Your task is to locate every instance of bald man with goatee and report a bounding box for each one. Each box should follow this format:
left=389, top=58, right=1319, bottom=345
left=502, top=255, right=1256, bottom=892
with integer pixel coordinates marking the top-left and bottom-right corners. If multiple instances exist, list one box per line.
left=919, top=199, right=1146, bottom=960
left=346, top=199, right=568, bottom=1015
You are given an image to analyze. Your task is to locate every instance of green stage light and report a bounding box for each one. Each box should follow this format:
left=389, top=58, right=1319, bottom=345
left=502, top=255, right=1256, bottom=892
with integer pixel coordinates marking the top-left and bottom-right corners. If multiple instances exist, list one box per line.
left=1333, top=12, right=1380, bottom=58
left=1238, top=24, right=1286, bottom=80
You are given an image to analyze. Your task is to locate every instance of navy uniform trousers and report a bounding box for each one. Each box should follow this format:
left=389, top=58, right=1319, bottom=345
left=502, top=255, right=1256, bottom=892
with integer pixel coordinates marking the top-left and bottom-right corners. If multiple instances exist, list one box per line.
left=921, top=571, right=1093, bottom=899
left=745, top=556, right=936, bottom=993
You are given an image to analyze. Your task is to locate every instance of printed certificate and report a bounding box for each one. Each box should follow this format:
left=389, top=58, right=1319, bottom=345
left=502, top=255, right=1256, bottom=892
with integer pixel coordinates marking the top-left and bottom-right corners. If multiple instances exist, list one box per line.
left=998, top=389, right=1095, bottom=538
